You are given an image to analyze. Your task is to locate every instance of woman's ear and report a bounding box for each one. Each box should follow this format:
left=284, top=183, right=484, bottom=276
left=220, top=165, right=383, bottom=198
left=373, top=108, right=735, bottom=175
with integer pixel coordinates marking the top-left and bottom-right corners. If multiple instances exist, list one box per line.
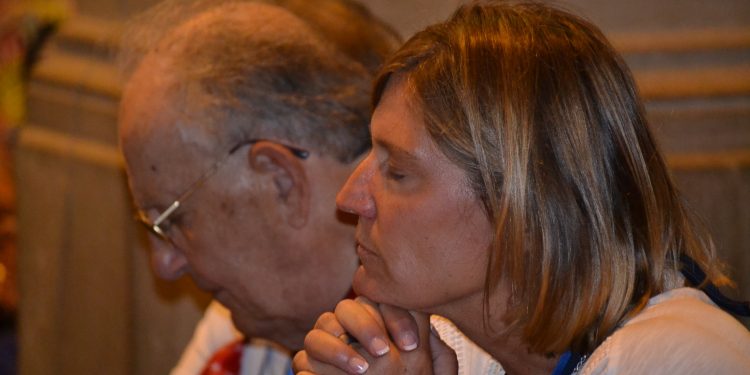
left=248, top=141, right=309, bottom=228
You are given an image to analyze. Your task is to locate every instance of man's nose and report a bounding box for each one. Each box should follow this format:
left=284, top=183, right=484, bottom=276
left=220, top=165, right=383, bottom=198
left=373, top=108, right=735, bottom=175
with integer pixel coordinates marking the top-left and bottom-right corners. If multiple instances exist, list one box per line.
left=147, top=239, right=188, bottom=281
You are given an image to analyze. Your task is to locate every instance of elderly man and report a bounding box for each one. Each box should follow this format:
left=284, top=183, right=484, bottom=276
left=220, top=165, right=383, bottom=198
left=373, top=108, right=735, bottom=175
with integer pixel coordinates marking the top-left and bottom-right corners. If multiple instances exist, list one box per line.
left=118, top=0, right=402, bottom=373
left=119, top=1, right=500, bottom=374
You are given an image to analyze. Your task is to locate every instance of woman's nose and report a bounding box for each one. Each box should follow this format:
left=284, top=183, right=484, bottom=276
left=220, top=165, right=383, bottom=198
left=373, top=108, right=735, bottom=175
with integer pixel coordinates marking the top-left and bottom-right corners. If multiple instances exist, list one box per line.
left=336, top=153, right=376, bottom=220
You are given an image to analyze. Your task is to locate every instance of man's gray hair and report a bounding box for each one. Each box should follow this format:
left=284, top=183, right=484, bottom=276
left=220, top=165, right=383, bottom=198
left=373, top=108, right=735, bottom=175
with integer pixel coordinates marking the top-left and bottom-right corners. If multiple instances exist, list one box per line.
left=120, top=0, right=397, bottom=162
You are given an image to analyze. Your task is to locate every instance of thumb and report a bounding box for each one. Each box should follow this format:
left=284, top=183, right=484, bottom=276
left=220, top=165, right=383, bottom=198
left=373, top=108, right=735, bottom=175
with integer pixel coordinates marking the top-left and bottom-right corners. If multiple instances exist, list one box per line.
left=429, top=326, right=458, bottom=375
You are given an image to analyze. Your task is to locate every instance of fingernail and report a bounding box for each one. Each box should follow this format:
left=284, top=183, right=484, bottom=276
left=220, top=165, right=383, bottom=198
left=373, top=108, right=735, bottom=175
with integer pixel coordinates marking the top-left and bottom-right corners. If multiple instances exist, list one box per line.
left=349, top=357, right=369, bottom=374
left=399, top=332, right=418, bottom=351
left=370, top=337, right=390, bottom=356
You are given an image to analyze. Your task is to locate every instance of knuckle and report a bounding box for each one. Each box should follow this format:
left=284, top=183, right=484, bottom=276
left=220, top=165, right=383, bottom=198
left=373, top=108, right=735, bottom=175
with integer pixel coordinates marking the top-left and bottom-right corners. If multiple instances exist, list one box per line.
left=304, top=329, right=323, bottom=349
left=335, top=298, right=356, bottom=313
left=291, top=351, right=309, bottom=372
left=315, top=311, right=336, bottom=329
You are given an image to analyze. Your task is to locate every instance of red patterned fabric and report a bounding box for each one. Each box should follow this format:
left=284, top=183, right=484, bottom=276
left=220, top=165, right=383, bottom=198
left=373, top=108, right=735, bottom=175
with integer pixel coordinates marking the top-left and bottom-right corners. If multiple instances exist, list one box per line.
left=200, top=289, right=354, bottom=375
left=201, top=339, right=244, bottom=375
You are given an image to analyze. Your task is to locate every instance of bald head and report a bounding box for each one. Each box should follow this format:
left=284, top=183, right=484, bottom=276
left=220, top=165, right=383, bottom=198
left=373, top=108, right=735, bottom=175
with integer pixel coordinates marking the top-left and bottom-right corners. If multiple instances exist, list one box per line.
left=168, top=2, right=316, bottom=43
left=120, top=1, right=373, bottom=164
left=157, top=2, right=332, bottom=78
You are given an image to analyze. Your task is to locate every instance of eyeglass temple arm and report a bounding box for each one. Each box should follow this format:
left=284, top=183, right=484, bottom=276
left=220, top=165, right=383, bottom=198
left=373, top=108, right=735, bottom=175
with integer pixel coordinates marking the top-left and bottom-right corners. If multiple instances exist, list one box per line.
left=154, top=201, right=181, bottom=226
left=153, top=160, right=225, bottom=227
left=150, top=140, right=307, bottom=228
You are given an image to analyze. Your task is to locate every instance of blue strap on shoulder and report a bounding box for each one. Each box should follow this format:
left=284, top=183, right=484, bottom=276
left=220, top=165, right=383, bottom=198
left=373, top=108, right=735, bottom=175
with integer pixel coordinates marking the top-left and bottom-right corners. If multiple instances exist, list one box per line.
left=551, top=351, right=572, bottom=375
left=551, top=351, right=585, bottom=375
left=680, top=254, right=750, bottom=317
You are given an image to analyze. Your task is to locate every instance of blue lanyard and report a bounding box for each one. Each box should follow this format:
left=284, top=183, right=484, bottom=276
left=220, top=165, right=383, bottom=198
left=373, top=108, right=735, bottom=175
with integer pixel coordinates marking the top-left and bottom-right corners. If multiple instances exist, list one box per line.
left=680, top=255, right=750, bottom=316
left=551, top=351, right=584, bottom=375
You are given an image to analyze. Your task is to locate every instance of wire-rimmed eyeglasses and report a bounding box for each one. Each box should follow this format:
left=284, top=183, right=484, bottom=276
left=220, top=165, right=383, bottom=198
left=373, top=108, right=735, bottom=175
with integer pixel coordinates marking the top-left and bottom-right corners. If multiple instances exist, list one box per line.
left=135, top=139, right=309, bottom=244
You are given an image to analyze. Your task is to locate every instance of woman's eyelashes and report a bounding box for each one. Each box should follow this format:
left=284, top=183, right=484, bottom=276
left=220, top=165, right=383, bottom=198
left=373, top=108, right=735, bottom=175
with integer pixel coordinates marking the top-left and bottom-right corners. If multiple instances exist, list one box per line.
left=385, top=164, right=406, bottom=181
left=378, top=157, right=408, bottom=182
left=375, top=149, right=413, bottom=184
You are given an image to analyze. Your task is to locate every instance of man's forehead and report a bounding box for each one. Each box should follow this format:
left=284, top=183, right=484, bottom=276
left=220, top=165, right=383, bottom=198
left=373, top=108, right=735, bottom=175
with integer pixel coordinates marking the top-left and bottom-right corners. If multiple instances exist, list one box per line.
left=120, top=51, right=217, bottom=149
left=120, top=106, right=216, bottom=178
left=119, top=66, right=219, bottom=207
left=122, top=131, right=203, bottom=208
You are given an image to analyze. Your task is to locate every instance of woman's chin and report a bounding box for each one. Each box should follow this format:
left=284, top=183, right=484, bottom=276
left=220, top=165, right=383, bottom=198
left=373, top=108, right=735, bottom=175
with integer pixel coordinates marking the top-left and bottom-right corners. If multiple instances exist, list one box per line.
left=352, top=265, right=424, bottom=310
left=352, top=265, right=391, bottom=304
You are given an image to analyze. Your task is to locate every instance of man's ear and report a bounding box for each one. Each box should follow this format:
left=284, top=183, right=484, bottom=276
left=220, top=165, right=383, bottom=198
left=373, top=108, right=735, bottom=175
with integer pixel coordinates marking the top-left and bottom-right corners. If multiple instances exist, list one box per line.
left=248, top=141, right=309, bottom=228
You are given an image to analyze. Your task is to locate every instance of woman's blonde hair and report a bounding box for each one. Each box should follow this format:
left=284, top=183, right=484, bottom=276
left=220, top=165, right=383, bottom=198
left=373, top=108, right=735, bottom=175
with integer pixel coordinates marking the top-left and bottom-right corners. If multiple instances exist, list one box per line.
left=373, top=1, right=730, bottom=354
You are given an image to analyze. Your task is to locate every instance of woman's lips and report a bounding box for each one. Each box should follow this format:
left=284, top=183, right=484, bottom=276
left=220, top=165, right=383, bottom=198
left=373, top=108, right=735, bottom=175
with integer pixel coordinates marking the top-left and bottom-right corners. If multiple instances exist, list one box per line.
left=356, top=241, right=378, bottom=260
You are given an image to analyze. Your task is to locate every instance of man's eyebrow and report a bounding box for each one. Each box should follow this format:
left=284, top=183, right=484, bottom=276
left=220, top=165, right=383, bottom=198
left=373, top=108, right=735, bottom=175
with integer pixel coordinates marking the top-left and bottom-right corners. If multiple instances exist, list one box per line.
left=373, top=138, right=419, bottom=163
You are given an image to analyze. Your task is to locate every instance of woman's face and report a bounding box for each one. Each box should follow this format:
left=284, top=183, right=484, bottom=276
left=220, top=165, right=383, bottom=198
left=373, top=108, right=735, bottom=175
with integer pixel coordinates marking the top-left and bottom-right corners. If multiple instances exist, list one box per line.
left=336, top=77, right=494, bottom=314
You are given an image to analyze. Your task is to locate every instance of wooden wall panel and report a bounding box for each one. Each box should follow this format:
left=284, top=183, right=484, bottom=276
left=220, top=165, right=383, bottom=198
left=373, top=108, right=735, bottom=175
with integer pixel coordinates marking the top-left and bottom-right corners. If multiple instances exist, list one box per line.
left=16, top=139, right=71, bottom=375
left=16, top=16, right=209, bottom=374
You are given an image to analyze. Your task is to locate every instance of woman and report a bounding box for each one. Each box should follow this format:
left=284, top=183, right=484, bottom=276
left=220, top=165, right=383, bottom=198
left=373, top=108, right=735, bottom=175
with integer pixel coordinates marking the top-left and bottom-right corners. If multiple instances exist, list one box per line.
left=293, top=1, right=750, bottom=374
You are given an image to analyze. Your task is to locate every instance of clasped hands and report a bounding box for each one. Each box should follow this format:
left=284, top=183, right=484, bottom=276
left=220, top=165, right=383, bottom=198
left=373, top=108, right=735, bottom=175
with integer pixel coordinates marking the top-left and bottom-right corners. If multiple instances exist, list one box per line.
left=293, top=297, right=458, bottom=374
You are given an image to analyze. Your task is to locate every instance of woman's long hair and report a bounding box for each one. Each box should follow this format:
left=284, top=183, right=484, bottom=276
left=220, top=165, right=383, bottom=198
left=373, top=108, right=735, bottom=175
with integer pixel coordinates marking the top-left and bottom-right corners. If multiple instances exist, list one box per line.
left=373, top=1, right=730, bottom=354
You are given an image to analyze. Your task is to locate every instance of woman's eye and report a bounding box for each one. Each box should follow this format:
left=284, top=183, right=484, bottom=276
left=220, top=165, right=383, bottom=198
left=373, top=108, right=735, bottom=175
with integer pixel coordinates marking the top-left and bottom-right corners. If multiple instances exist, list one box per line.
left=387, top=170, right=406, bottom=181
left=385, top=165, right=406, bottom=181
left=377, top=156, right=408, bottom=182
